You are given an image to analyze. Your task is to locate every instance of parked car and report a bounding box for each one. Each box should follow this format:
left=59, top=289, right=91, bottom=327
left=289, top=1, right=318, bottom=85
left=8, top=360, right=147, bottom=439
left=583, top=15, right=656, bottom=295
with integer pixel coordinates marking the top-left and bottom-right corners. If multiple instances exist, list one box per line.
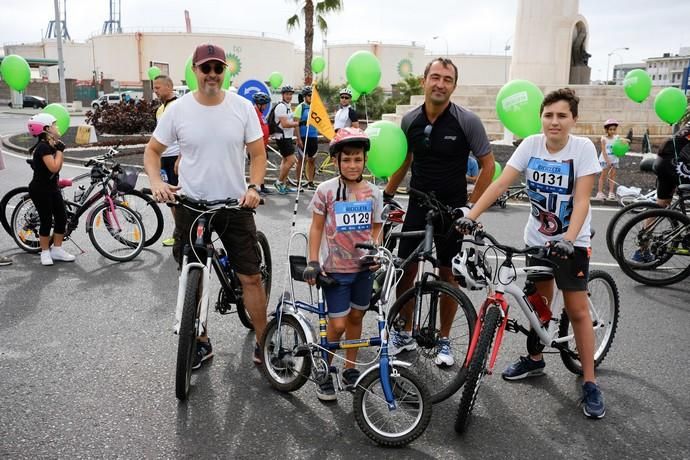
left=8, top=95, right=47, bottom=109
left=91, top=93, right=123, bottom=109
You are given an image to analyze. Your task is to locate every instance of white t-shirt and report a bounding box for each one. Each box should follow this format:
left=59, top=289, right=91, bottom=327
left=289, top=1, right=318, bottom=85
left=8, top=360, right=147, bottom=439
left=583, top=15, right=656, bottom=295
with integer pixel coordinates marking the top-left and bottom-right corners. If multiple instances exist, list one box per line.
left=153, top=91, right=263, bottom=201
left=334, top=105, right=357, bottom=130
left=155, top=98, right=180, bottom=158
left=507, top=134, right=602, bottom=247
left=273, top=102, right=294, bottom=139
left=599, top=134, right=620, bottom=165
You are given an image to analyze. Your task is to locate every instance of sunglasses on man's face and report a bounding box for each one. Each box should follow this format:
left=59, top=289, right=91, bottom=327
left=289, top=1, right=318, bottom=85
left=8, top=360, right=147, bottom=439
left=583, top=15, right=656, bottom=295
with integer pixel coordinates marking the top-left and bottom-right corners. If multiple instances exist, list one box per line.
left=340, top=95, right=351, bottom=100
left=198, top=62, right=226, bottom=74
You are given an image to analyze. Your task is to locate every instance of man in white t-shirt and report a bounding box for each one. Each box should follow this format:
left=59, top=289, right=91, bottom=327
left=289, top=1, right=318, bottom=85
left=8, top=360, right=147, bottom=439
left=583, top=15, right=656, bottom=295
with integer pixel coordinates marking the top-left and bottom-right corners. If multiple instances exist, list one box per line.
left=333, top=88, right=359, bottom=132
left=144, top=43, right=268, bottom=368
left=273, top=86, right=300, bottom=194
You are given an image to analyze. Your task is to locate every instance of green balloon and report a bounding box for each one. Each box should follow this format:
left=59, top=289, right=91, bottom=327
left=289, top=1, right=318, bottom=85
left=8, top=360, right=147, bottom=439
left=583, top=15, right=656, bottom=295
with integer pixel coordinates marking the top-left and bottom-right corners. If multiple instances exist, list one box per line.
left=147, top=66, right=161, bottom=80
left=222, top=70, right=232, bottom=90
left=623, top=69, right=652, bottom=103
left=311, top=56, right=325, bottom=74
left=611, top=138, right=629, bottom=157
left=496, top=79, right=544, bottom=139
left=365, top=120, right=407, bottom=179
left=345, top=51, right=381, bottom=95
left=348, top=85, right=361, bottom=102
left=268, top=72, right=284, bottom=89
left=492, top=161, right=502, bottom=181
left=184, top=56, right=198, bottom=91
left=654, top=87, right=687, bottom=125
left=43, top=103, right=70, bottom=136
left=0, top=54, right=31, bottom=92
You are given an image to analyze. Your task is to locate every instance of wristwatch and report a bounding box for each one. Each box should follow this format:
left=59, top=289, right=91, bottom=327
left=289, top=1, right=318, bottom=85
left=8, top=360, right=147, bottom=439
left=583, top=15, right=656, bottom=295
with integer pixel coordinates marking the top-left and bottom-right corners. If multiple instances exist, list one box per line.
left=247, top=184, right=258, bottom=190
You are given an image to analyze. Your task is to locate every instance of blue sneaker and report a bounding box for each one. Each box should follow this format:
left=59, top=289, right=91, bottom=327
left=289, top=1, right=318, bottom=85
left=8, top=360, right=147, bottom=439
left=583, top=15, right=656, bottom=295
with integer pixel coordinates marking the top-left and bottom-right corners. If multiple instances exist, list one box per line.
left=434, top=337, right=455, bottom=367
left=581, top=381, right=606, bottom=419
left=192, top=339, right=214, bottom=370
left=389, top=331, right=417, bottom=355
left=274, top=181, right=288, bottom=195
left=501, top=355, right=546, bottom=380
left=631, top=249, right=654, bottom=263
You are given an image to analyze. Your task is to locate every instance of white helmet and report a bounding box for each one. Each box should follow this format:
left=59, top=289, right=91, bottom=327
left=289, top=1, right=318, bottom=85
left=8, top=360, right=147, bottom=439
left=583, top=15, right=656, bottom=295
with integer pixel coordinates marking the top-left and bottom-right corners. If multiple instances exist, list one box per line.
left=452, top=247, right=489, bottom=290
left=27, top=113, right=57, bottom=137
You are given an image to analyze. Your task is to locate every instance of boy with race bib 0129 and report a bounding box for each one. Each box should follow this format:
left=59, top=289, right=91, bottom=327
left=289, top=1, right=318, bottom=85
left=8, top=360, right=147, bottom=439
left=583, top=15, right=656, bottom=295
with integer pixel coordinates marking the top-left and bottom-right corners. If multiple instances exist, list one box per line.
left=303, top=127, right=383, bottom=402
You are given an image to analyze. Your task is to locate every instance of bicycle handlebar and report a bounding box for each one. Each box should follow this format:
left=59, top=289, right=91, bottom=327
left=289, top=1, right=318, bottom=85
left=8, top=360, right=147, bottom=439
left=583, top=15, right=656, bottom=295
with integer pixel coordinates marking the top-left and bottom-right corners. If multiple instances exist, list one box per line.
left=140, top=188, right=263, bottom=209
left=407, top=187, right=467, bottom=220
left=469, top=228, right=550, bottom=259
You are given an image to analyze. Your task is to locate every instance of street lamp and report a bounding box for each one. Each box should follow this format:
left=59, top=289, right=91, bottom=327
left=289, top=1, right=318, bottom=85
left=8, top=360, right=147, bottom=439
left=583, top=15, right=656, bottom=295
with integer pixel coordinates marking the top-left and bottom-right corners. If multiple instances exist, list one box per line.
left=432, top=36, right=449, bottom=58
left=607, top=47, right=629, bottom=84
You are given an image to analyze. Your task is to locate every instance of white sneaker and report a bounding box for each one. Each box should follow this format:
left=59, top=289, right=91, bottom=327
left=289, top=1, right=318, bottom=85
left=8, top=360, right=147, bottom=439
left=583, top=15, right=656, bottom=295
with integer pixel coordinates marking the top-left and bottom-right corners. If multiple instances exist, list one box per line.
left=434, top=337, right=455, bottom=367
left=41, top=250, right=54, bottom=266
left=389, top=331, right=417, bottom=355
left=595, top=192, right=606, bottom=200
left=608, top=192, right=617, bottom=201
left=50, top=246, right=76, bottom=262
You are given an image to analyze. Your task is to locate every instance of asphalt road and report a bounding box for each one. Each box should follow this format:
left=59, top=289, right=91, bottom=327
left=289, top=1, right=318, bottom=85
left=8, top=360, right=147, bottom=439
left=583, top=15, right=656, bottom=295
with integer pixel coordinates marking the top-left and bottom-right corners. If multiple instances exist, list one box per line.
left=0, top=113, right=688, bottom=459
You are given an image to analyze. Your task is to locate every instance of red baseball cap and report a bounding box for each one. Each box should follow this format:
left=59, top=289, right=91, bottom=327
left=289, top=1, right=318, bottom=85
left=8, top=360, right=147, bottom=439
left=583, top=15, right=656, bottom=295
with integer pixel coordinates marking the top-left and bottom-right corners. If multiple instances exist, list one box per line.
left=192, top=43, right=227, bottom=66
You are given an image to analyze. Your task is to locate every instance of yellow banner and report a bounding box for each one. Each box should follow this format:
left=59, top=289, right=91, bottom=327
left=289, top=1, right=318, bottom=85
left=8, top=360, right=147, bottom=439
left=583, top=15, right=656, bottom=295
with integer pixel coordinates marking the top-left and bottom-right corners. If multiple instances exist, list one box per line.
left=307, top=84, right=336, bottom=141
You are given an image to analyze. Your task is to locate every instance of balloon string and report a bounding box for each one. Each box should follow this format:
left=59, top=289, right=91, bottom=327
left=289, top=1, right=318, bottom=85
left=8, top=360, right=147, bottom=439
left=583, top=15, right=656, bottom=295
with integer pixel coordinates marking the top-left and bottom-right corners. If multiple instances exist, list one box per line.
left=363, top=94, right=369, bottom=126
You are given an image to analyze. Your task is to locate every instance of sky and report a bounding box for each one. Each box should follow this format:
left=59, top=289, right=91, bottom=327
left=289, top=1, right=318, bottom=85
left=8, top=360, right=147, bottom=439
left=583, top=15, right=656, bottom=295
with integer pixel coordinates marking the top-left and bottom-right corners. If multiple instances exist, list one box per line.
left=2, top=0, right=689, bottom=82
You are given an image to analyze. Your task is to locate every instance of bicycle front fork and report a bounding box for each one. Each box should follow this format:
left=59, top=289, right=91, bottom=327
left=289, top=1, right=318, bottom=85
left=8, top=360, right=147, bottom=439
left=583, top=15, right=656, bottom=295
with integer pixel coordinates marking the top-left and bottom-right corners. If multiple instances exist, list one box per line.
left=173, top=257, right=212, bottom=335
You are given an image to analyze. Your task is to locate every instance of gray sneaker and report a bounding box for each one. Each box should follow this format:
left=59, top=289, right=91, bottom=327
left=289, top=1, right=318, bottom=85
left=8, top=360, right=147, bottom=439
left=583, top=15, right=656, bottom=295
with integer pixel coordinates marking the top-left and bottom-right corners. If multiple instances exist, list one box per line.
left=316, top=374, right=337, bottom=401
left=0, top=256, right=12, bottom=266
left=389, top=331, right=417, bottom=355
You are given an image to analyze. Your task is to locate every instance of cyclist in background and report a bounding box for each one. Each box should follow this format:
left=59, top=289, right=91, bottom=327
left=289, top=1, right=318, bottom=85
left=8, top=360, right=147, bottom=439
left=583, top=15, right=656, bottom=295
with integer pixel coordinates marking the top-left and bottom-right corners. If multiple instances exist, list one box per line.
left=456, top=88, right=606, bottom=419
left=294, top=86, right=320, bottom=190
left=252, top=91, right=274, bottom=196
left=153, top=75, right=180, bottom=247
left=26, top=113, right=76, bottom=266
left=333, top=88, right=359, bottom=132
left=273, top=86, right=300, bottom=194
left=144, top=43, right=268, bottom=369
left=304, top=127, right=383, bottom=401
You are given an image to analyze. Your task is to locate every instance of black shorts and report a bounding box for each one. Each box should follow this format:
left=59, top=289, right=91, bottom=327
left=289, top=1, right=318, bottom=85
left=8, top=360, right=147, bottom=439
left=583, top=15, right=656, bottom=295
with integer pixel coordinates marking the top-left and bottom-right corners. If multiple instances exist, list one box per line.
left=302, top=138, right=319, bottom=158
left=276, top=137, right=295, bottom=158
left=172, top=205, right=261, bottom=275
left=654, top=157, right=680, bottom=200
left=397, top=197, right=462, bottom=268
left=161, top=156, right=179, bottom=186
left=526, top=246, right=590, bottom=291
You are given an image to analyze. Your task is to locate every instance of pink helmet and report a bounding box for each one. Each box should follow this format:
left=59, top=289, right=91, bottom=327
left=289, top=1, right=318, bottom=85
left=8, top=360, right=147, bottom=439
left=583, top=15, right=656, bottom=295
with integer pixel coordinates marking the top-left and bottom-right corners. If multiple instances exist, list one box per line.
left=27, top=113, right=57, bottom=137
left=329, top=127, right=370, bottom=156
left=604, top=118, right=619, bottom=129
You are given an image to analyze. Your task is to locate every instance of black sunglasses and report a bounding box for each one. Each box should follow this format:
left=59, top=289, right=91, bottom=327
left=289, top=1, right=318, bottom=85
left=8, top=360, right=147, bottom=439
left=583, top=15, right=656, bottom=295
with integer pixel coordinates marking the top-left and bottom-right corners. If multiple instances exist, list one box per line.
left=340, top=95, right=351, bottom=99
left=198, top=62, right=226, bottom=74
left=423, top=124, right=433, bottom=148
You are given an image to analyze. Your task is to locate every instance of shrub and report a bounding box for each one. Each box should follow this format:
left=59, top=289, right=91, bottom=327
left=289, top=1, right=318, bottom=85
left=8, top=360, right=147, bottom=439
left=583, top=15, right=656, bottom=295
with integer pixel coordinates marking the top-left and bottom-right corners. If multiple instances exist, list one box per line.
left=86, top=100, right=160, bottom=135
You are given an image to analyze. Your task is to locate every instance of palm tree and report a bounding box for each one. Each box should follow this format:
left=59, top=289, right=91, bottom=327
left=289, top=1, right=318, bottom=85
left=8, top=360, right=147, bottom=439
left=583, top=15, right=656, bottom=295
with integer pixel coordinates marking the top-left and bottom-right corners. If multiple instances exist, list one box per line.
left=287, top=0, right=343, bottom=85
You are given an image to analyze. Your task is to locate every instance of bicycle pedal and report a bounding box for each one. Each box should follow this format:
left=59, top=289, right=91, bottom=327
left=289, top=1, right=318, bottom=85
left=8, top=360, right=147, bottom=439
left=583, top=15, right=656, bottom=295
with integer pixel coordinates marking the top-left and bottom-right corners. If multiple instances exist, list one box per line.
left=293, top=344, right=312, bottom=357
left=505, top=319, right=521, bottom=334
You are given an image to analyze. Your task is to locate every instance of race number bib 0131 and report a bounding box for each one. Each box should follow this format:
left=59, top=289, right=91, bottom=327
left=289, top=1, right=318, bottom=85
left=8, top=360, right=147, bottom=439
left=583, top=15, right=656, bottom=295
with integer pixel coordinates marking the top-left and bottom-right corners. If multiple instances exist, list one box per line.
left=334, top=200, right=372, bottom=232
left=526, top=157, right=572, bottom=194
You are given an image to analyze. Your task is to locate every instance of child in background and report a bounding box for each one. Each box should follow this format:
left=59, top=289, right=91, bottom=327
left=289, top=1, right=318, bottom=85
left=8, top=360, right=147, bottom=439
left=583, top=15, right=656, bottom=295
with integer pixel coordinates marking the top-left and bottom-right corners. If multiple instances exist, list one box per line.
left=303, top=127, right=383, bottom=401
left=596, top=119, right=626, bottom=200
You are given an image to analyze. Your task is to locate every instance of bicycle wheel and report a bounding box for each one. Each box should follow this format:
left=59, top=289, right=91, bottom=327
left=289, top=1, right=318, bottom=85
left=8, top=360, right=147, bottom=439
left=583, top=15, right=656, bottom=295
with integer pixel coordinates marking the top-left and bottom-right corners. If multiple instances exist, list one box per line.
left=615, top=209, right=690, bottom=286
left=118, top=190, right=164, bottom=247
left=259, top=314, right=312, bottom=392
left=455, top=304, right=501, bottom=434
left=87, top=201, right=145, bottom=262
left=1, top=186, right=29, bottom=236
left=559, top=270, right=620, bottom=374
left=176, top=267, right=202, bottom=400
left=353, top=365, right=432, bottom=447
left=10, top=196, right=42, bottom=253
left=606, top=202, right=662, bottom=259
left=235, top=231, right=272, bottom=330
left=315, top=151, right=337, bottom=177
left=387, top=280, right=477, bottom=403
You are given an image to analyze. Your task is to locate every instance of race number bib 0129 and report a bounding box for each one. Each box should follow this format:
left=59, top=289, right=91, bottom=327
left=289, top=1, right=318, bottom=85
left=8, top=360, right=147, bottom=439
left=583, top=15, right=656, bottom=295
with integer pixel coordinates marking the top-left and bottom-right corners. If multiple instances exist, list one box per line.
left=334, top=200, right=372, bottom=232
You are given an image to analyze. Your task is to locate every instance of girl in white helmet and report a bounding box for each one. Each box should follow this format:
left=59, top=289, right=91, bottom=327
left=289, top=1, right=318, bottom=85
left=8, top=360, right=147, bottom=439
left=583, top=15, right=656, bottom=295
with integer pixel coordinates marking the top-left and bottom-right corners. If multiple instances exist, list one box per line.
left=26, top=113, right=76, bottom=266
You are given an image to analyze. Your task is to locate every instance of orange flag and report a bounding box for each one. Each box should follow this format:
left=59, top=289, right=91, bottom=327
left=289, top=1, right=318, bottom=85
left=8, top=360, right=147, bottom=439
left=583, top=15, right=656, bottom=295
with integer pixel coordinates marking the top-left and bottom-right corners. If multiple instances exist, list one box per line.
left=307, top=84, right=336, bottom=141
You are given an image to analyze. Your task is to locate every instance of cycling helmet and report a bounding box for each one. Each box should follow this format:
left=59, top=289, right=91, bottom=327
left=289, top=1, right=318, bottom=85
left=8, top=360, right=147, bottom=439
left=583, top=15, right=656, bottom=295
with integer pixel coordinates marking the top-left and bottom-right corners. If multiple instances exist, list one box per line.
left=280, top=85, right=294, bottom=94
left=451, top=247, right=489, bottom=290
left=604, top=118, right=619, bottom=129
left=252, top=92, right=271, bottom=105
left=27, top=113, right=57, bottom=137
left=301, top=86, right=312, bottom=97
left=328, top=127, right=370, bottom=156
left=339, top=87, right=352, bottom=97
